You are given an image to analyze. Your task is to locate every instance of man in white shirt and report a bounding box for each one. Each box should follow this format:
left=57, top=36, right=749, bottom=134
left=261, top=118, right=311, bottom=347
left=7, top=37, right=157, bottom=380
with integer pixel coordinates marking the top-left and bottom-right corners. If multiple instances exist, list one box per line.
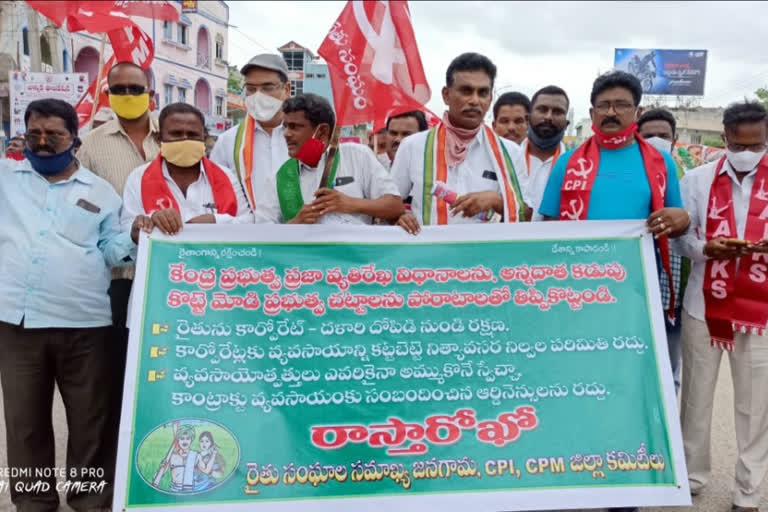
left=386, top=110, right=428, bottom=165
left=210, top=54, right=291, bottom=212
left=672, top=101, right=768, bottom=512
left=391, top=52, right=526, bottom=235
left=254, top=93, right=403, bottom=225
left=121, top=103, right=253, bottom=233
left=522, top=86, right=570, bottom=221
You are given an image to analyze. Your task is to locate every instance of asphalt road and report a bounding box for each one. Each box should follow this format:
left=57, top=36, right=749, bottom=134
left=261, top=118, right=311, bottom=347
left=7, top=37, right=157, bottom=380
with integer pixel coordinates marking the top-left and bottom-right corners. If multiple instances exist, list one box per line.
left=0, top=358, right=765, bottom=512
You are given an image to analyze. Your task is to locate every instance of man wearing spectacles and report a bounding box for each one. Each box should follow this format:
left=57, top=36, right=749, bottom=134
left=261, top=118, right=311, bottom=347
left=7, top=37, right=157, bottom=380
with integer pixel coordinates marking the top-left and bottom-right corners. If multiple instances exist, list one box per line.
left=538, top=71, right=690, bottom=512
left=210, top=54, right=292, bottom=214
left=672, top=101, right=768, bottom=512
left=76, top=60, right=161, bottom=479
left=0, top=99, right=150, bottom=512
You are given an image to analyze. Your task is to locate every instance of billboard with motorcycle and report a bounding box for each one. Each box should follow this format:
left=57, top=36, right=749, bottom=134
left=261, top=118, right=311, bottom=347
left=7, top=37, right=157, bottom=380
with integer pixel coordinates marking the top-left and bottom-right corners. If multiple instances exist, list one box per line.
left=614, top=49, right=707, bottom=96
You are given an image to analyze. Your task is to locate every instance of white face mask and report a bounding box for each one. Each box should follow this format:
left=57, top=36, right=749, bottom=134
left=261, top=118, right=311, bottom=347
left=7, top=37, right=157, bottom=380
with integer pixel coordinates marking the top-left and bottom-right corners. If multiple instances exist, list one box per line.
left=725, top=148, right=765, bottom=172
left=245, top=91, right=283, bottom=122
left=645, top=136, right=673, bottom=155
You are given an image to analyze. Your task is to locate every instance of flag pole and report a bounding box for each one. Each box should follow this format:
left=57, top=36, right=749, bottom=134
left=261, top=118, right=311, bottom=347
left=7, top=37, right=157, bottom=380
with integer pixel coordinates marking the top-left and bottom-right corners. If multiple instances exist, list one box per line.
left=88, top=33, right=107, bottom=130
left=319, top=124, right=342, bottom=190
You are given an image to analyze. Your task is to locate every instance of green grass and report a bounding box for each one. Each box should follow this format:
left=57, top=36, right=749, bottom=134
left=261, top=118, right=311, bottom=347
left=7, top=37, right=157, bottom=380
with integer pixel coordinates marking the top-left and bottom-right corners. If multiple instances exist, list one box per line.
left=136, top=421, right=240, bottom=493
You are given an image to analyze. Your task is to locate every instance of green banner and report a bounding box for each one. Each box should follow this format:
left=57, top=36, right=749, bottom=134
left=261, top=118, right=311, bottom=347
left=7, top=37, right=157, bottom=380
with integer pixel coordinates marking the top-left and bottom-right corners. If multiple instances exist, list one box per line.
left=115, top=222, right=689, bottom=511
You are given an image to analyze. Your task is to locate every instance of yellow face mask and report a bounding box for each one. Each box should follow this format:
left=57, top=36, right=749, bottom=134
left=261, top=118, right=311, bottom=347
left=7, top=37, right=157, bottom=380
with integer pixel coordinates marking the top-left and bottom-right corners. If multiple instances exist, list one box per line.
left=108, top=93, right=150, bottom=120
left=161, top=140, right=206, bottom=167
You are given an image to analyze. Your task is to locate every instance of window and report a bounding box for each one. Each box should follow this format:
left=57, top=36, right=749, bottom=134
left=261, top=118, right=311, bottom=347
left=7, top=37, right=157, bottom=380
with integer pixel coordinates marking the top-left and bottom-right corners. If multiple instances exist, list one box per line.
left=22, top=27, right=29, bottom=56
left=215, top=96, right=224, bottom=117
left=62, top=49, right=69, bottom=72
left=290, top=80, right=303, bottom=96
left=215, top=35, right=224, bottom=60
left=282, top=50, right=303, bottom=71
left=305, top=73, right=314, bottom=79
left=691, top=134, right=702, bottom=144
left=178, top=87, right=186, bottom=103
left=178, top=24, right=188, bottom=45
left=164, top=85, right=173, bottom=107
left=163, top=21, right=173, bottom=40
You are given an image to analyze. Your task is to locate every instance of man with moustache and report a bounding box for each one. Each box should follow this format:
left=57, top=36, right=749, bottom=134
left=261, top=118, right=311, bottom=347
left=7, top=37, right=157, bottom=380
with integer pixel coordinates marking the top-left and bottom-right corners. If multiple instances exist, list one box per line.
left=386, top=110, right=428, bottom=165
left=539, top=72, right=690, bottom=512
left=391, top=53, right=526, bottom=235
left=521, top=86, right=570, bottom=220
left=254, top=93, right=403, bottom=225
left=492, top=91, right=530, bottom=145
left=210, top=54, right=291, bottom=211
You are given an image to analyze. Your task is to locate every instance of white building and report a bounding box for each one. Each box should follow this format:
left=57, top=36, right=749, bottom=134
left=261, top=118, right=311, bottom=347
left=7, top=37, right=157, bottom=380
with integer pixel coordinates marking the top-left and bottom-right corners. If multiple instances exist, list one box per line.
left=0, top=1, right=232, bottom=136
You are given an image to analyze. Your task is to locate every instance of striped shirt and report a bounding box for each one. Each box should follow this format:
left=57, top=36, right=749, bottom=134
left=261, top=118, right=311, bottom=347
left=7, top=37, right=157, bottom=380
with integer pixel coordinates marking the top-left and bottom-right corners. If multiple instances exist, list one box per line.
left=77, top=117, right=160, bottom=280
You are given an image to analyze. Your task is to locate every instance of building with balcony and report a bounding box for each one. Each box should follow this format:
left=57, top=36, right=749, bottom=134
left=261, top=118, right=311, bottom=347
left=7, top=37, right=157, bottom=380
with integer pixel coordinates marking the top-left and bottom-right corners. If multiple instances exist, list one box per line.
left=278, top=41, right=332, bottom=104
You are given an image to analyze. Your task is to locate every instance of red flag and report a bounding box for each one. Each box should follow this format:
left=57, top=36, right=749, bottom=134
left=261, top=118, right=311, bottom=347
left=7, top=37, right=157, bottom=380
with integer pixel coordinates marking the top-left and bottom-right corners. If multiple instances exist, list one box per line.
left=318, top=0, right=431, bottom=131
left=75, top=55, right=115, bottom=128
left=26, top=0, right=178, bottom=33
left=75, top=21, right=156, bottom=128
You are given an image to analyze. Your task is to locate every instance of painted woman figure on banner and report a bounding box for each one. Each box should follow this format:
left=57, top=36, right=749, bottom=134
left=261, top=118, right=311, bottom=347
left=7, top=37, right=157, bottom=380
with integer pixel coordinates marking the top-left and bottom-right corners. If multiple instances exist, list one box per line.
left=193, top=431, right=226, bottom=491
left=152, top=423, right=218, bottom=493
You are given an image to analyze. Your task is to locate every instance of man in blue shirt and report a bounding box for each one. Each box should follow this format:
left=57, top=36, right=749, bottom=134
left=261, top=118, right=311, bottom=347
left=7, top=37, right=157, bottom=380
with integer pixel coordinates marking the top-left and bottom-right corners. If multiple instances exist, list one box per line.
left=538, top=72, right=690, bottom=512
left=0, top=99, right=151, bottom=512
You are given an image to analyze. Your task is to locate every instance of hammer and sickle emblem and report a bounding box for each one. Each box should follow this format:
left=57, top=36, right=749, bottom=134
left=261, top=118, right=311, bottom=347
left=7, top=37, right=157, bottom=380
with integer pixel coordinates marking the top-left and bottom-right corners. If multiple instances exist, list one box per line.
left=156, top=197, right=173, bottom=210
left=352, top=1, right=405, bottom=85
left=561, top=198, right=585, bottom=220
left=566, top=158, right=594, bottom=179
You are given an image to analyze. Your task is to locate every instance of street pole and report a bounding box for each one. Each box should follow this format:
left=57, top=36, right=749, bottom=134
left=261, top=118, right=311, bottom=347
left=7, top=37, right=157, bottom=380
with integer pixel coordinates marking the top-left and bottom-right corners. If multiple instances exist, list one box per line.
left=26, top=4, right=41, bottom=72
left=88, top=33, right=107, bottom=130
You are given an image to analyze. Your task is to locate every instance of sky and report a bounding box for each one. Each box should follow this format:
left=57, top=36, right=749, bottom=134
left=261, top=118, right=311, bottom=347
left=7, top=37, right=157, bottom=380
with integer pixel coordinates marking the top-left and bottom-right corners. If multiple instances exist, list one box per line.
left=226, top=1, right=768, bottom=126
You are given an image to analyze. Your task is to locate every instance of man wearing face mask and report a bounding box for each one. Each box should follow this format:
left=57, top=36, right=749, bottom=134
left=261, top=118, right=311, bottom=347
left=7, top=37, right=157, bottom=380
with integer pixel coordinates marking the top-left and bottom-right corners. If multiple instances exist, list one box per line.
left=638, top=108, right=687, bottom=395
left=210, top=54, right=291, bottom=212
left=121, top=102, right=253, bottom=234
left=521, top=86, right=570, bottom=221
left=254, top=93, right=403, bottom=224
left=76, top=61, right=160, bottom=463
left=539, top=74, right=689, bottom=380
left=4, top=136, right=25, bottom=160
left=391, top=53, right=526, bottom=236
left=671, top=102, right=768, bottom=512
left=0, top=99, right=150, bottom=512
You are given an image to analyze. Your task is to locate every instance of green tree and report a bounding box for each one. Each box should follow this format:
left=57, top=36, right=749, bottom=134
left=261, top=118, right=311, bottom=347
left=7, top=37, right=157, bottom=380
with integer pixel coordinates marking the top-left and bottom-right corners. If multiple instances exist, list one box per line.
left=757, top=87, right=768, bottom=109
left=227, top=65, right=243, bottom=94
left=702, top=137, right=724, bottom=148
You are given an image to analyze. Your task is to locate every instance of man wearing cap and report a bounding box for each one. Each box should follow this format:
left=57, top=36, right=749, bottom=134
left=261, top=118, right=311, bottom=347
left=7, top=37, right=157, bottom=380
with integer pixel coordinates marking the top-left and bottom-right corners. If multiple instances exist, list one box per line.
left=210, top=54, right=292, bottom=212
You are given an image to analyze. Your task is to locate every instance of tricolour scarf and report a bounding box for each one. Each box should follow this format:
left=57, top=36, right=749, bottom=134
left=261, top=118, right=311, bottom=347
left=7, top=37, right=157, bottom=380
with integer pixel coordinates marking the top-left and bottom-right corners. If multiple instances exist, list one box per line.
left=275, top=152, right=340, bottom=222
left=559, top=125, right=677, bottom=323
left=422, top=123, right=525, bottom=225
left=233, top=115, right=257, bottom=209
left=704, top=154, right=768, bottom=350
left=141, top=155, right=238, bottom=216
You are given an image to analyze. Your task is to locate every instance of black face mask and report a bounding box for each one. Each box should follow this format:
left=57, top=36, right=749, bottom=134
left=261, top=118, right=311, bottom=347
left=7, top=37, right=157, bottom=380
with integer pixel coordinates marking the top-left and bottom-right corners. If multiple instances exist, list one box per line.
left=527, top=124, right=565, bottom=151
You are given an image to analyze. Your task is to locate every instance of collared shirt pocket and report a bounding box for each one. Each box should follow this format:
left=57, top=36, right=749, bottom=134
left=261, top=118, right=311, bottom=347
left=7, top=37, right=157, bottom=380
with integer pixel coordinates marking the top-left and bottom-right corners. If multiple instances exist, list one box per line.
left=55, top=200, right=102, bottom=247
left=334, top=175, right=363, bottom=198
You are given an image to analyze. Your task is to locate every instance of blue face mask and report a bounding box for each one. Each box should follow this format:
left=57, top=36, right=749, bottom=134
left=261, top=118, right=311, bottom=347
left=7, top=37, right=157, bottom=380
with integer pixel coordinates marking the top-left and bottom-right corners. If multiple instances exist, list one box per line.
left=23, top=140, right=77, bottom=176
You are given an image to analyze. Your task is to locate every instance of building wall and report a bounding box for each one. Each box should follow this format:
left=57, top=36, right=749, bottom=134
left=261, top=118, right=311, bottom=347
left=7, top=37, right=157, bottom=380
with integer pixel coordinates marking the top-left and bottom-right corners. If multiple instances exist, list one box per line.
left=71, top=0, right=232, bottom=135
left=304, top=60, right=333, bottom=105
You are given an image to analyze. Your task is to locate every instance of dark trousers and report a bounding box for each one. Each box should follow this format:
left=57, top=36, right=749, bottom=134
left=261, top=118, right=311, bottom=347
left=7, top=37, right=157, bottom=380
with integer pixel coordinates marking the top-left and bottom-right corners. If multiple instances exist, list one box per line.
left=0, top=322, right=113, bottom=512
left=105, top=279, right=132, bottom=479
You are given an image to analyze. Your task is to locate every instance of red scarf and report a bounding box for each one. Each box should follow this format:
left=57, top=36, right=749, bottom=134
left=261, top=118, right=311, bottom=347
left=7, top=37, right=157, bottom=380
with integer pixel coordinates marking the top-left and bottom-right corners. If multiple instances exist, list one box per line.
left=559, top=125, right=677, bottom=322
left=703, top=154, right=768, bottom=350
left=5, top=152, right=24, bottom=161
left=141, top=155, right=238, bottom=216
